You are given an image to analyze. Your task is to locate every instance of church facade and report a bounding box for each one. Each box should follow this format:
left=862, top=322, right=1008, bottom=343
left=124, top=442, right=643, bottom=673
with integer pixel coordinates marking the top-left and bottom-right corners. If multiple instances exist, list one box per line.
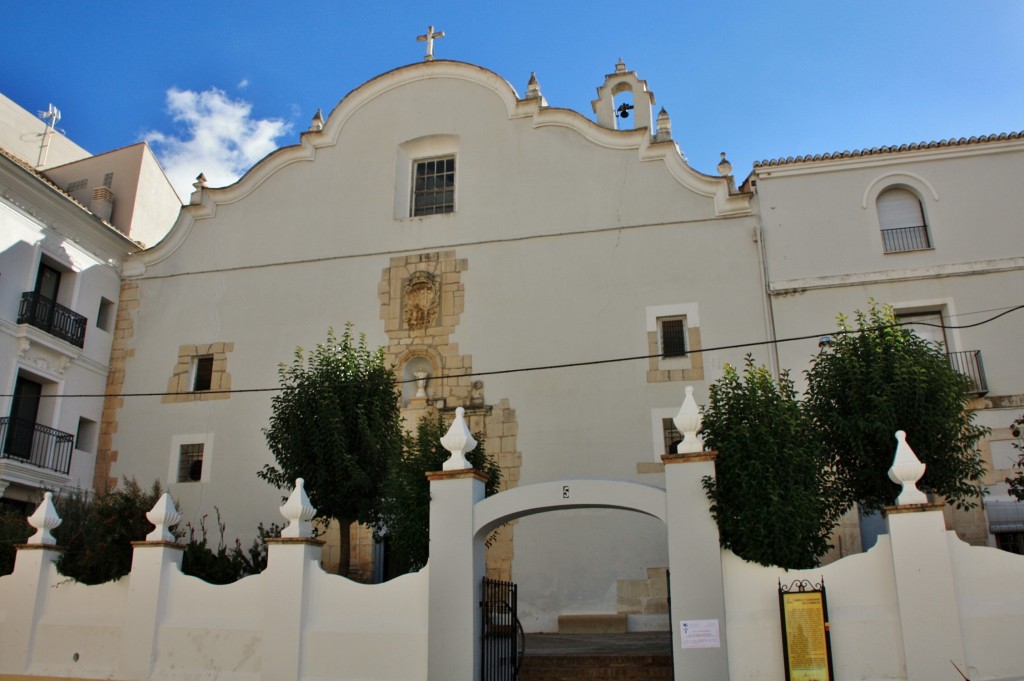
left=96, top=57, right=1024, bottom=631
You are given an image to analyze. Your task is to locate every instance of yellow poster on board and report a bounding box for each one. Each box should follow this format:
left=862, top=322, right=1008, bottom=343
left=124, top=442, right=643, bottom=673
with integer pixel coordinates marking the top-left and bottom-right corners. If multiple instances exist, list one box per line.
left=782, top=591, right=830, bottom=681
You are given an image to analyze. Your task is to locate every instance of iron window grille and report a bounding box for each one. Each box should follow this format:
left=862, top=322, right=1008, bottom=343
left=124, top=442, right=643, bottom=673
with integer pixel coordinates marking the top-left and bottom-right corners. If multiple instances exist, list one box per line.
left=411, top=156, right=455, bottom=216
left=177, top=443, right=204, bottom=482
left=660, top=317, right=688, bottom=358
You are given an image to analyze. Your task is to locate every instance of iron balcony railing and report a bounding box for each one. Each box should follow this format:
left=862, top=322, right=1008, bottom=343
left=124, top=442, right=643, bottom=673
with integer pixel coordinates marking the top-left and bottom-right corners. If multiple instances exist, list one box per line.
left=0, top=416, right=74, bottom=475
left=881, top=224, right=931, bottom=253
left=18, top=291, right=87, bottom=348
left=948, top=350, right=988, bottom=395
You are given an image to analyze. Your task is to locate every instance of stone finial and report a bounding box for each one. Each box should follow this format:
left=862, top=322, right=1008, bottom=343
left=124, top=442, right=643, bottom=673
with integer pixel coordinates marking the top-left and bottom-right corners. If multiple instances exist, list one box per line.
left=190, top=173, right=207, bottom=205
left=526, top=72, right=542, bottom=99
left=280, top=478, right=317, bottom=538
left=655, top=107, right=672, bottom=142
left=145, top=493, right=181, bottom=542
left=615, top=58, right=627, bottom=73
left=441, top=407, right=477, bottom=471
left=672, top=386, right=704, bottom=454
left=717, top=153, right=733, bottom=177
left=888, top=431, right=928, bottom=505
left=27, top=491, right=61, bottom=546
left=308, top=109, right=325, bottom=132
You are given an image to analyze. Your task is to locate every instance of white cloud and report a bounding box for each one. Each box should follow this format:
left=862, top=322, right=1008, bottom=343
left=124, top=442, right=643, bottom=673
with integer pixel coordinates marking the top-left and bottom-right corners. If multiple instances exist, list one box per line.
left=144, top=87, right=291, bottom=201
left=238, top=79, right=249, bottom=89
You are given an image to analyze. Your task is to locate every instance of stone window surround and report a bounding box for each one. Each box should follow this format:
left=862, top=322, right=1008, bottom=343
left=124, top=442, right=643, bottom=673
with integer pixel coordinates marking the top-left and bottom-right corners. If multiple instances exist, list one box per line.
left=168, top=433, right=213, bottom=484
left=162, top=342, right=233, bottom=403
left=645, top=303, right=703, bottom=383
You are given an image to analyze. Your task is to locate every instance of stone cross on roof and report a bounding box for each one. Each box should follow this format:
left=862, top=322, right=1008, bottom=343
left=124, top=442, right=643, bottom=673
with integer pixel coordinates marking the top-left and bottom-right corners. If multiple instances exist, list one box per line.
left=417, top=25, right=445, bottom=61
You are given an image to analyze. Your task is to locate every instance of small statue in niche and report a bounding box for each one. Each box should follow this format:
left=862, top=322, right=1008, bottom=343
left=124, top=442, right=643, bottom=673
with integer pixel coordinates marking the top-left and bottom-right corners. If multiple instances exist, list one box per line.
left=403, top=271, right=440, bottom=330
left=414, top=370, right=429, bottom=399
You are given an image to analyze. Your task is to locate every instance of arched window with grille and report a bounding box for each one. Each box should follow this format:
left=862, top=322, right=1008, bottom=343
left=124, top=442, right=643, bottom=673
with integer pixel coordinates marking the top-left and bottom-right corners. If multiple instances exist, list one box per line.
left=877, top=187, right=931, bottom=253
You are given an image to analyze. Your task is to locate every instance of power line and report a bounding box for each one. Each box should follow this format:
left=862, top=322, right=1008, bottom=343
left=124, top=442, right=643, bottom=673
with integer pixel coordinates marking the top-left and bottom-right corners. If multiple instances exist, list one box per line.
left=7, top=303, right=1022, bottom=400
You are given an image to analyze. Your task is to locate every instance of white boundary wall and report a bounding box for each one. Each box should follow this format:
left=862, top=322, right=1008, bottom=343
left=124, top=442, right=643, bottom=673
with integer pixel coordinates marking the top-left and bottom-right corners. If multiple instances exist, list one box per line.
left=3, top=457, right=1024, bottom=680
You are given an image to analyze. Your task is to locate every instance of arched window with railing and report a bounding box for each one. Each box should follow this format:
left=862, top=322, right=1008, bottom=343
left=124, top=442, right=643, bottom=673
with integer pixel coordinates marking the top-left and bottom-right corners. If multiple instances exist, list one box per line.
left=877, top=187, right=931, bottom=253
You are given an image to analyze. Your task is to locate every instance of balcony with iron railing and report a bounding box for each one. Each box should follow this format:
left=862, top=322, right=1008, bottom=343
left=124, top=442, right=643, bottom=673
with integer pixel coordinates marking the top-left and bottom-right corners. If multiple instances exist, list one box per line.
left=0, top=417, right=74, bottom=475
left=17, top=291, right=87, bottom=348
left=881, top=224, right=931, bottom=254
left=948, top=350, right=988, bottom=395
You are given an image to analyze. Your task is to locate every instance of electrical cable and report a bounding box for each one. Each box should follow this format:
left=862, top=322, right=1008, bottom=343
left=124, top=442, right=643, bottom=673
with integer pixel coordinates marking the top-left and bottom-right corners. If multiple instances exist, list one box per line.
left=6, top=303, right=1022, bottom=400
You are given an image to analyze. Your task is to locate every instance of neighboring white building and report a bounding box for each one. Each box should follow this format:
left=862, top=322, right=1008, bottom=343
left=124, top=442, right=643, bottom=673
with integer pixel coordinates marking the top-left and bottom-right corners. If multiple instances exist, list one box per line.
left=749, top=133, right=1024, bottom=554
left=97, top=57, right=1024, bottom=632
left=0, top=93, right=179, bottom=512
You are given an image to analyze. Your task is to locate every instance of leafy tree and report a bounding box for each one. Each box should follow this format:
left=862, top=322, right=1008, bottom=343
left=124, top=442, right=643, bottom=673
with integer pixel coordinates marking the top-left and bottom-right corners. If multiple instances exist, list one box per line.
left=805, top=302, right=988, bottom=513
left=259, top=326, right=403, bottom=576
left=377, top=412, right=501, bottom=574
left=55, top=480, right=168, bottom=584
left=701, top=357, right=844, bottom=568
left=1006, top=415, right=1024, bottom=501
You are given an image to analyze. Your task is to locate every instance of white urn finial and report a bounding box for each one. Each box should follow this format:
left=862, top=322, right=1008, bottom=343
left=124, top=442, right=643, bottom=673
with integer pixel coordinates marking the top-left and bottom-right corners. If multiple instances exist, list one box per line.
left=145, top=493, right=181, bottom=542
left=888, top=431, right=927, bottom=505
left=27, top=491, right=61, bottom=546
left=673, top=386, right=704, bottom=454
left=280, top=478, right=317, bottom=538
left=441, top=407, right=477, bottom=471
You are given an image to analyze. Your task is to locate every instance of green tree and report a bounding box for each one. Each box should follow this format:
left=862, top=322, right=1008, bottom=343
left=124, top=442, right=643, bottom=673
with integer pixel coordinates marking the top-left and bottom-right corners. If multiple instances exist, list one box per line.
left=259, top=326, right=403, bottom=576
left=377, top=412, right=501, bottom=574
left=1006, top=414, right=1024, bottom=501
left=701, top=357, right=843, bottom=568
left=805, top=302, right=988, bottom=513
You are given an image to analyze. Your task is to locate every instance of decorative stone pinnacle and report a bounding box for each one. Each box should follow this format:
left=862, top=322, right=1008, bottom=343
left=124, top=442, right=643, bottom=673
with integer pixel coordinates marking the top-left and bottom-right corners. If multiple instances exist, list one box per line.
left=615, top=58, right=627, bottom=73
left=280, top=478, right=317, bottom=538
left=145, top=493, right=182, bottom=542
left=308, top=109, right=325, bottom=132
left=717, top=152, right=733, bottom=177
left=441, top=406, right=477, bottom=471
left=655, top=108, right=672, bottom=141
left=673, top=386, right=704, bottom=454
left=193, top=173, right=207, bottom=190
left=888, top=430, right=928, bottom=505
left=526, top=72, right=542, bottom=99
left=27, top=491, right=61, bottom=546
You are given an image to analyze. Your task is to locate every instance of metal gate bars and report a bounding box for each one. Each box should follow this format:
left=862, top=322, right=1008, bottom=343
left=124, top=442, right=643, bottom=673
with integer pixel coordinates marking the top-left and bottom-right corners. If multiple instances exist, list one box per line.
left=481, top=577, right=524, bottom=681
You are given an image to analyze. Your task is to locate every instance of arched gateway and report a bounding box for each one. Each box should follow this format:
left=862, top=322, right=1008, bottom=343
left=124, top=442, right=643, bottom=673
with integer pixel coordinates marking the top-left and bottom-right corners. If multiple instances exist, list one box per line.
left=426, top=408, right=731, bottom=681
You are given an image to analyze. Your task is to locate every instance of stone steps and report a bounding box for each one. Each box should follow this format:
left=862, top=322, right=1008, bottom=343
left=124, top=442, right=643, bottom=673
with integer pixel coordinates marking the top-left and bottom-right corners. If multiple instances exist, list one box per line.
left=518, top=654, right=673, bottom=681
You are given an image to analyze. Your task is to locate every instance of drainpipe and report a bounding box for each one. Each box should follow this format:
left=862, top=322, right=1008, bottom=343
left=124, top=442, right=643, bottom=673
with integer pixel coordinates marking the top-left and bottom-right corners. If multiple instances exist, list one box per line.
left=754, top=223, right=780, bottom=381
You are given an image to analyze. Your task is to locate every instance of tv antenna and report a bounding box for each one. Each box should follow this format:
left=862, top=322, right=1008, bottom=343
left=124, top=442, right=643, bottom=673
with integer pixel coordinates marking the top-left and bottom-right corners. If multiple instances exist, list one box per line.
left=36, top=103, right=61, bottom=168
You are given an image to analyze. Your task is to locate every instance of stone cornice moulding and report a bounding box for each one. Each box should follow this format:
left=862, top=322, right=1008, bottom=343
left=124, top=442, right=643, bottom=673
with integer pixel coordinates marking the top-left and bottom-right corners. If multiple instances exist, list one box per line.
left=126, top=60, right=750, bottom=277
left=770, top=256, right=1024, bottom=294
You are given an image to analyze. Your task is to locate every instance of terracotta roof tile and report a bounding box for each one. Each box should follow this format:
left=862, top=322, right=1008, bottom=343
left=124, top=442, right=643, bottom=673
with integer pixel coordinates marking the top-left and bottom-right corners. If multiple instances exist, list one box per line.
left=754, top=131, right=1024, bottom=168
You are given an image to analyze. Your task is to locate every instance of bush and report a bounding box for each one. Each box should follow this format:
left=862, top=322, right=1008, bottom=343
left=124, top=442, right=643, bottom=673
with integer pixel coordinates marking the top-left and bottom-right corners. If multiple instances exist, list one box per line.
left=0, top=507, right=32, bottom=575
left=54, top=480, right=167, bottom=585
left=181, top=511, right=280, bottom=584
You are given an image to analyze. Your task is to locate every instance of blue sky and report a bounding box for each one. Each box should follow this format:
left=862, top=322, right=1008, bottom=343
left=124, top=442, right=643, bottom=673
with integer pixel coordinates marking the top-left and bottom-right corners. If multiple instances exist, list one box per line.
left=2, top=2, right=1021, bottom=199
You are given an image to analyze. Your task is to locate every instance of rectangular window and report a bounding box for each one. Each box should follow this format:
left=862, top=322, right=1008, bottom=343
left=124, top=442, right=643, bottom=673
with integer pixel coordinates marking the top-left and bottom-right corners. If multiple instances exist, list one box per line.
left=192, top=356, right=214, bottom=391
left=76, top=417, right=97, bottom=453
left=662, top=417, right=682, bottom=455
left=411, top=156, right=455, bottom=216
left=177, top=443, right=204, bottom=483
left=96, top=297, right=115, bottom=332
left=659, top=316, right=688, bottom=358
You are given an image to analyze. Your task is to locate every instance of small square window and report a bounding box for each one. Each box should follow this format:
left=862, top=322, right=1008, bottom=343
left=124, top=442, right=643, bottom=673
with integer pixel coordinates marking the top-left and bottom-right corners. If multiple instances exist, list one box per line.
left=411, top=156, right=455, bottom=216
left=659, top=316, right=687, bottom=358
left=76, top=417, right=97, bottom=453
left=192, top=356, right=214, bottom=391
left=96, top=297, right=115, bottom=332
left=177, top=443, right=204, bottom=482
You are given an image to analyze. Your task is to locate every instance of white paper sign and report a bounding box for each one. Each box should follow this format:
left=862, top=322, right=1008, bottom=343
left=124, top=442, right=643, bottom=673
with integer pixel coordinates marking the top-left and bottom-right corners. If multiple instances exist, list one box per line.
left=680, top=619, right=720, bottom=649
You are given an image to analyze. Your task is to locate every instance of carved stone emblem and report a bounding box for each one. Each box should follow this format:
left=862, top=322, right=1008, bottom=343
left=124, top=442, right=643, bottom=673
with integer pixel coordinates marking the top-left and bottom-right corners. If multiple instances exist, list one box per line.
left=403, top=272, right=440, bottom=330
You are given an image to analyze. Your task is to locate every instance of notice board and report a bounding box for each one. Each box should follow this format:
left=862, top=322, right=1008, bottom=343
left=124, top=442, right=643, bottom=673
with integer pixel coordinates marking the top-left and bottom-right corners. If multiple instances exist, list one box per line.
left=779, top=579, right=834, bottom=681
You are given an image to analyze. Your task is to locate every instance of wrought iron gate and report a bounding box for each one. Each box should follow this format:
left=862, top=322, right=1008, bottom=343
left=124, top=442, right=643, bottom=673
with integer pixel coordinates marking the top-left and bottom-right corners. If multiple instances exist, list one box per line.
left=481, top=577, right=524, bottom=681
